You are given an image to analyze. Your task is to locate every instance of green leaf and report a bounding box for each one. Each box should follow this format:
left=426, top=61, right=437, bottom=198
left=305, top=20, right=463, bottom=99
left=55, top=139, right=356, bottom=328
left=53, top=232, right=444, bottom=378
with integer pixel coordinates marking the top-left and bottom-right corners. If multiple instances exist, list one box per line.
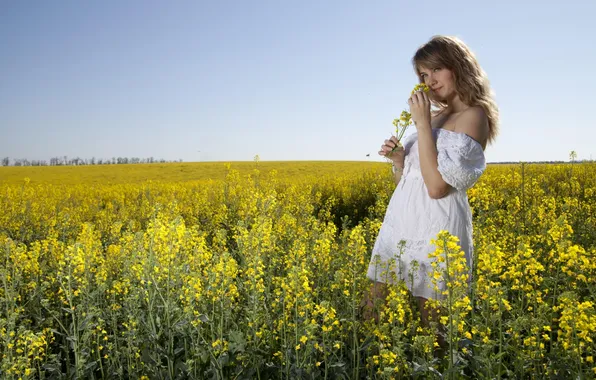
left=228, top=330, right=246, bottom=354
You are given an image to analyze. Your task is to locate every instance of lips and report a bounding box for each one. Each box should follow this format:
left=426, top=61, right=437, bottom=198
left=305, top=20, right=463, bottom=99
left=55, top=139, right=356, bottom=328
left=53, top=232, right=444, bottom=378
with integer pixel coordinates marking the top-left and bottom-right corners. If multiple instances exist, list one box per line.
left=433, top=87, right=442, bottom=92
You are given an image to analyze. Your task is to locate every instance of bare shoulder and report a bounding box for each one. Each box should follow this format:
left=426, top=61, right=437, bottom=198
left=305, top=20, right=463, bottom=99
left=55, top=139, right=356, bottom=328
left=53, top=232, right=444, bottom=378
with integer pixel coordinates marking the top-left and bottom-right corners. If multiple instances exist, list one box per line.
left=455, top=106, right=489, bottom=148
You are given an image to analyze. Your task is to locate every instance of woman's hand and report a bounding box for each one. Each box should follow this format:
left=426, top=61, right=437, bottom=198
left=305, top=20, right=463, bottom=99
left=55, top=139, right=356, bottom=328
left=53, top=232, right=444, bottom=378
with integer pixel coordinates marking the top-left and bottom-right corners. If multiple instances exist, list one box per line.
left=408, top=89, right=431, bottom=129
left=378, top=135, right=405, bottom=166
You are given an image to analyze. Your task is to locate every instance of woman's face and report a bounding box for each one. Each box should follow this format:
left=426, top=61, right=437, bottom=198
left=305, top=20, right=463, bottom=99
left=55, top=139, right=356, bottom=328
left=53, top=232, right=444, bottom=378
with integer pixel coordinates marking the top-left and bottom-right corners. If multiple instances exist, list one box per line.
left=418, top=65, right=456, bottom=101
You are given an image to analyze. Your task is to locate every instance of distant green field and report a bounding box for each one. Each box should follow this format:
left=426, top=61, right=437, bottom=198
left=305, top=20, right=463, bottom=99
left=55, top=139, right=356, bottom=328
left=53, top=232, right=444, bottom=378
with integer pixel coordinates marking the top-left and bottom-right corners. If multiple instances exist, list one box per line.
left=0, top=161, right=389, bottom=185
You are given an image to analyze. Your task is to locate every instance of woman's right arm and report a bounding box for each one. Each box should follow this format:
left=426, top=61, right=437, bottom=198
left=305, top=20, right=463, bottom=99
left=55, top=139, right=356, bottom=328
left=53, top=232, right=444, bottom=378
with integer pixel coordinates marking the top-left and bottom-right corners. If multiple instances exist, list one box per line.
left=379, top=135, right=406, bottom=185
left=392, top=162, right=404, bottom=185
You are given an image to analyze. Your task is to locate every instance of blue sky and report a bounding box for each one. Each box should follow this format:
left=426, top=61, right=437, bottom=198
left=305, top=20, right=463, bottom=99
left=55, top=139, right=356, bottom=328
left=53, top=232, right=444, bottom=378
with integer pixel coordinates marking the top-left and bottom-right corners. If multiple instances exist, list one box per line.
left=1, top=0, right=594, bottom=164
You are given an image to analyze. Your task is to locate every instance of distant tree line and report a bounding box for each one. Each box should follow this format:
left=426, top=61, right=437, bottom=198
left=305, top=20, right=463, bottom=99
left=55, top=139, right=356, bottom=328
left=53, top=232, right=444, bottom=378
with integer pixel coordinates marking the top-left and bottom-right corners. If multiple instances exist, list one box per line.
left=488, top=159, right=594, bottom=165
left=0, top=156, right=183, bottom=167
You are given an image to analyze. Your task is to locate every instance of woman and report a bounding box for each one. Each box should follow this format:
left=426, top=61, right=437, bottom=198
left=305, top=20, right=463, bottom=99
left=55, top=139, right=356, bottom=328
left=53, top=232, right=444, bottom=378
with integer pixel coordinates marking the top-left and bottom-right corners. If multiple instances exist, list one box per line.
left=364, top=35, right=499, bottom=325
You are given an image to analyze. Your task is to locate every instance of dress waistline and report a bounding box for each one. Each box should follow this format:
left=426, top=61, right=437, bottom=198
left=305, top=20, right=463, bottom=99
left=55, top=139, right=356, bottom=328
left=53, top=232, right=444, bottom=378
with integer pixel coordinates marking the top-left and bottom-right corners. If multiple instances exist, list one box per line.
left=399, top=168, right=423, bottom=188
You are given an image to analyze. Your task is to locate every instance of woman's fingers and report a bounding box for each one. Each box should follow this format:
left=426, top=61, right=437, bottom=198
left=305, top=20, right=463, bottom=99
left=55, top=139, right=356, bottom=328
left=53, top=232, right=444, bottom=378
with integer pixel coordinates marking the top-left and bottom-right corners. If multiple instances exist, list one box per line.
left=379, top=146, right=403, bottom=158
left=380, top=146, right=392, bottom=156
left=379, top=136, right=403, bottom=157
left=384, top=138, right=402, bottom=148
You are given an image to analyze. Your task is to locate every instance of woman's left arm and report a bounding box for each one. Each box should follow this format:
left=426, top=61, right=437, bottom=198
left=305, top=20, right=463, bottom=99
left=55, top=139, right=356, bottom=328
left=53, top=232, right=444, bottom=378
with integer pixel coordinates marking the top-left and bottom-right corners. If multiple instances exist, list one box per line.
left=409, top=90, right=450, bottom=199
left=409, top=91, right=488, bottom=199
left=416, top=126, right=450, bottom=199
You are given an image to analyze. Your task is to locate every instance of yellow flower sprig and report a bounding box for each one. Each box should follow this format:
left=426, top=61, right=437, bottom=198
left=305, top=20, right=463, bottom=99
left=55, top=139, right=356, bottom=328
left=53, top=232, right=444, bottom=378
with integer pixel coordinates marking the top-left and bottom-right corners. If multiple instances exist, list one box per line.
left=390, top=83, right=430, bottom=154
left=410, top=83, right=431, bottom=95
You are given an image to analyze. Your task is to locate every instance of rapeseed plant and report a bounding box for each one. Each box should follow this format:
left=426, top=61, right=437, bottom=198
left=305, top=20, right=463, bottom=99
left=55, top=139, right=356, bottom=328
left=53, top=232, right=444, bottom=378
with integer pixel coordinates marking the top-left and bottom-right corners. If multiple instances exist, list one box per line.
left=0, top=161, right=594, bottom=378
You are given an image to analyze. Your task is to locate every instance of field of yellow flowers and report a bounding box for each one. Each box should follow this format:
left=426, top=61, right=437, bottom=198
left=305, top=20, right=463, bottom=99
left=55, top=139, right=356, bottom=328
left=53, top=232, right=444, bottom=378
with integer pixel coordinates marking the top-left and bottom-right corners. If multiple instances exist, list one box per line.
left=1, top=161, right=595, bottom=379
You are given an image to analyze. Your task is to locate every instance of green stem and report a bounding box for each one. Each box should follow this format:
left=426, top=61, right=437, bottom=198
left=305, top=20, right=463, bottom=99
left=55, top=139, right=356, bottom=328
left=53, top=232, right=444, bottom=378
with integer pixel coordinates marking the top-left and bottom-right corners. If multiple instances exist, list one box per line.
left=352, top=265, right=359, bottom=380
left=444, top=236, right=454, bottom=378
left=66, top=263, right=81, bottom=378
left=97, top=333, right=105, bottom=378
left=499, top=297, right=503, bottom=377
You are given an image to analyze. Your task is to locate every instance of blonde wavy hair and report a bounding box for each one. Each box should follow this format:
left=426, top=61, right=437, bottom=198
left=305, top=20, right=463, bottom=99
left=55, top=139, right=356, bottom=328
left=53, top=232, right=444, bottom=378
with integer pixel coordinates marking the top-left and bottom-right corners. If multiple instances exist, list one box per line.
left=412, top=35, right=500, bottom=146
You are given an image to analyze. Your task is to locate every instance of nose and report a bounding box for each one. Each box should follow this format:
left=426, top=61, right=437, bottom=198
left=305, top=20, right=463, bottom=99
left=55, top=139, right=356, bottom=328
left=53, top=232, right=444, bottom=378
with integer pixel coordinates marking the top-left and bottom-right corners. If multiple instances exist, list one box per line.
left=427, top=73, right=437, bottom=86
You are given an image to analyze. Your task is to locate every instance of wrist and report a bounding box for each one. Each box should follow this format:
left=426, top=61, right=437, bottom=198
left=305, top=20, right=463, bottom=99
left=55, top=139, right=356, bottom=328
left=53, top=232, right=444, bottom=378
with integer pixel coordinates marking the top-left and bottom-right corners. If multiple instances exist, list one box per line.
left=415, top=121, right=432, bottom=131
left=391, top=162, right=404, bottom=174
left=391, top=160, right=404, bottom=169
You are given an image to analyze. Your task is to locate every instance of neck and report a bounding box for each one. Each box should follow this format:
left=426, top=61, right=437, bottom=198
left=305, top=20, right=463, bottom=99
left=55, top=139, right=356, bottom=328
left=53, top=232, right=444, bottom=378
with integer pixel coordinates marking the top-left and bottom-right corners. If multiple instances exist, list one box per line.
left=446, top=94, right=470, bottom=114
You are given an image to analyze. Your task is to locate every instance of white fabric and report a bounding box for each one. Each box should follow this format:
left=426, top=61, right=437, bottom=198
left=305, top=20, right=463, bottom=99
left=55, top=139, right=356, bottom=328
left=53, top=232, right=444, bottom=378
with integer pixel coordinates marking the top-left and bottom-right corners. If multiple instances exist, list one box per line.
left=367, top=128, right=486, bottom=300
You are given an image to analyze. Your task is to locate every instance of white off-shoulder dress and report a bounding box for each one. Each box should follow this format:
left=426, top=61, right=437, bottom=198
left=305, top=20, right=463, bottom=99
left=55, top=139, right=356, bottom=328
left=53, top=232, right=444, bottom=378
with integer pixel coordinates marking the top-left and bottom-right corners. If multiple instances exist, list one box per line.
left=366, top=128, right=486, bottom=300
